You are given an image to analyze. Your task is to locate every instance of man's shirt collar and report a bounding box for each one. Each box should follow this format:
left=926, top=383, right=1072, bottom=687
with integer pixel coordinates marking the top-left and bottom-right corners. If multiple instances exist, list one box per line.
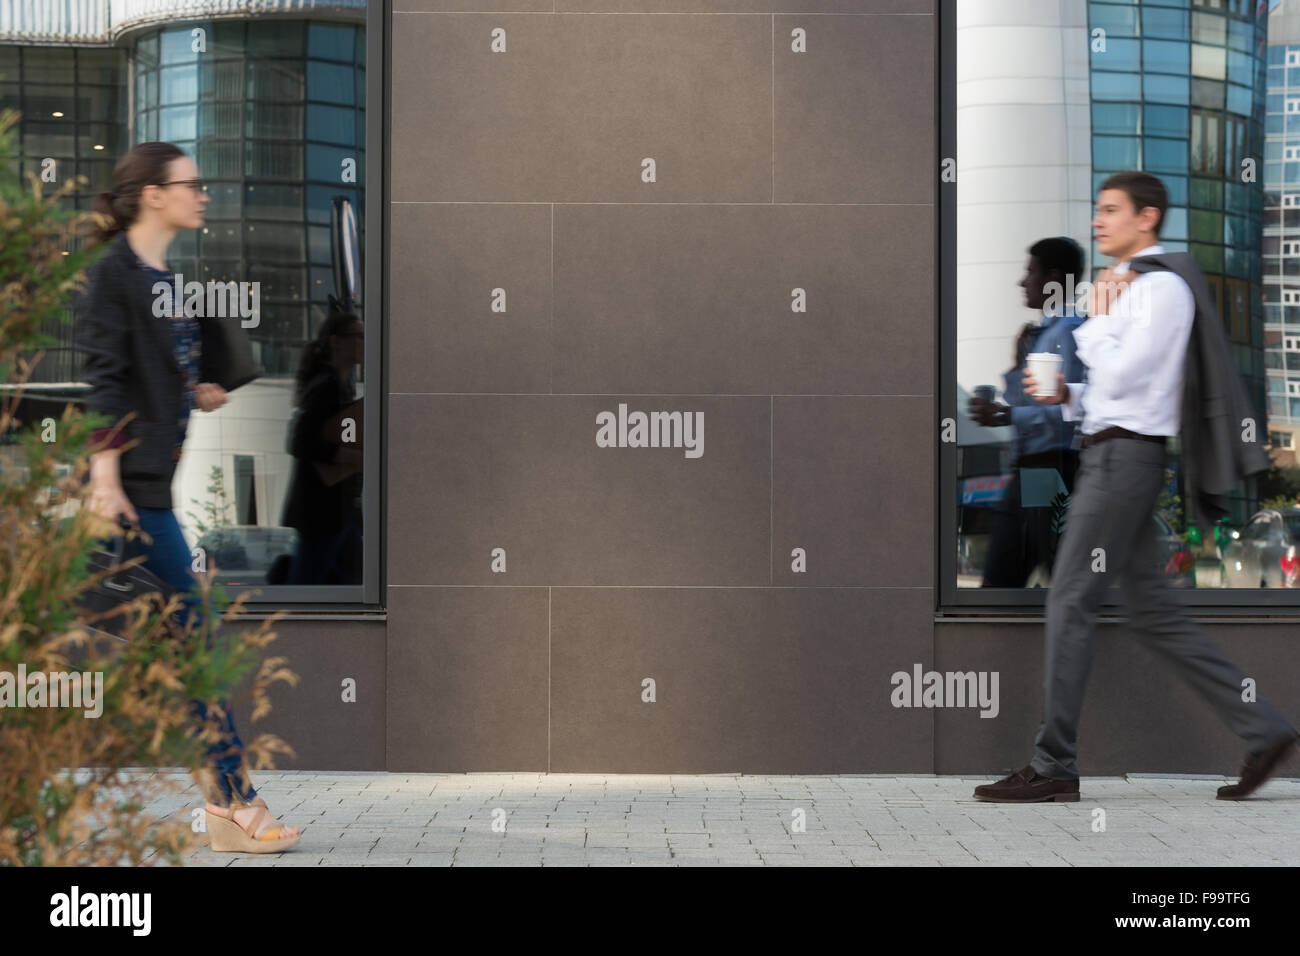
left=1114, top=243, right=1165, bottom=274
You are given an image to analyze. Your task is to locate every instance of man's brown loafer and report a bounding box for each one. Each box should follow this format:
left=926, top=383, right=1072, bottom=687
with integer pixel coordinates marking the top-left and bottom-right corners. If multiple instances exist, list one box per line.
left=973, top=764, right=1080, bottom=802
left=1217, top=733, right=1299, bottom=800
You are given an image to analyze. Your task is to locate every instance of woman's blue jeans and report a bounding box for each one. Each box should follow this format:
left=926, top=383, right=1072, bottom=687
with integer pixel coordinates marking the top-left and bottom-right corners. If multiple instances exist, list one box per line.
left=113, top=506, right=257, bottom=808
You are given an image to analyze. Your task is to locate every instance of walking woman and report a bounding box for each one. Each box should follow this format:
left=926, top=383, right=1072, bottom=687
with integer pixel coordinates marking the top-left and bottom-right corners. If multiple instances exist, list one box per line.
left=79, top=142, right=301, bottom=852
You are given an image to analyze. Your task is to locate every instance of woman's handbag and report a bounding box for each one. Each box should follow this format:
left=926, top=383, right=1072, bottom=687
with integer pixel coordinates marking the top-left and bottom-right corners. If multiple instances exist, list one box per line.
left=199, top=312, right=263, bottom=393
left=75, top=520, right=181, bottom=644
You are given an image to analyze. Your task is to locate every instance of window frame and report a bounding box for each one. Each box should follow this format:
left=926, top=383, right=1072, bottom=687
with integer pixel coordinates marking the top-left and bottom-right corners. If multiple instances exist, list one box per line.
left=195, top=4, right=384, bottom=610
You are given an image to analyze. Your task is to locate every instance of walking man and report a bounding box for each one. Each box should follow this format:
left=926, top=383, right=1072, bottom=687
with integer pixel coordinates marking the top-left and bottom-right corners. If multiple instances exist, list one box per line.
left=970, top=237, right=1086, bottom=587
left=974, top=171, right=1298, bottom=802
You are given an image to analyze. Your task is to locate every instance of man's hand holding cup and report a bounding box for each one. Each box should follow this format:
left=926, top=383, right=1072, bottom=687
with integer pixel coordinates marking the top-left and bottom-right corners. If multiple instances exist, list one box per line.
left=1022, top=366, right=1068, bottom=405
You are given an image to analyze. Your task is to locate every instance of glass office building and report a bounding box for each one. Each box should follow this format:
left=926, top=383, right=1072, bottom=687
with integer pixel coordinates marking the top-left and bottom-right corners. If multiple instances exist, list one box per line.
left=132, top=19, right=366, bottom=379
left=1088, top=0, right=1268, bottom=526
left=1263, top=10, right=1300, bottom=463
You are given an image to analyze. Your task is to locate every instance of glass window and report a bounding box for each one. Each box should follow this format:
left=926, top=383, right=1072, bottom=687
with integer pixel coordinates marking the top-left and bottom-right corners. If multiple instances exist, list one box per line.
left=1094, top=102, right=1139, bottom=135
left=1144, top=40, right=1189, bottom=74
left=1145, top=103, right=1189, bottom=136
left=198, top=101, right=242, bottom=138
left=159, top=64, right=198, bottom=105
left=203, top=181, right=241, bottom=219
left=1161, top=174, right=1188, bottom=205
left=77, top=49, right=124, bottom=86
left=306, top=103, right=355, bottom=145
left=1191, top=11, right=1226, bottom=45
left=246, top=59, right=304, bottom=102
left=245, top=139, right=303, bottom=178
left=245, top=220, right=305, bottom=261
left=1094, top=71, right=1142, bottom=100
left=22, top=122, right=75, bottom=157
left=159, top=106, right=197, bottom=141
left=1225, top=182, right=1251, bottom=216
left=246, top=182, right=303, bottom=219
left=1191, top=77, right=1225, bottom=109
left=21, top=47, right=75, bottom=85
left=248, top=19, right=304, bottom=56
left=1225, top=18, right=1251, bottom=54
left=306, top=184, right=339, bottom=224
left=1191, top=241, right=1225, bottom=273
left=247, top=101, right=303, bottom=138
left=79, top=85, right=123, bottom=124
left=1227, top=51, right=1253, bottom=88
left=195, top=138, right=241, bottom=179
left=1162, top=206, right=1189, bottom=240
left=200, top=60, right=245, bottom=101
left=1226, top=83, right=1251, bottom=116
left=1144, top=73, right=1190, bottom=103
left=308, top=23, right=356, bottom=62
left=198, top=222, right=242, bottom=258
left=306, top=144, right=359, bottom=184
left=1142, top=6, right=1189, bottom=39
left=22, top=83, right=76, bottom=120
left=308, top=223, right=331, bottom=263
left=306, top=61, right=355, bottom=105
left=0, top=44, right=21, bottom=79
left=1145, top=136, right=1189, bottom=173
left=245, top=263, right=307, bottom=302
left=160, top=28, right=201, bottom=65
left=1190, top=109, right=1221, bottom=174
left=1192, top=43, right=1227, bottom=80
left=136, top=68, right=158, bottom=110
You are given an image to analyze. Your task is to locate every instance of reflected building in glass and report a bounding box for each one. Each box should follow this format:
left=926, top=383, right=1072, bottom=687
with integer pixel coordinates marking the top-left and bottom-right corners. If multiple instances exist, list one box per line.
left=1264, top=3, right=1300, bottom=466
left=956, top=0, right=1274, bottom=587
left=0, top=0, right=367, bottom=588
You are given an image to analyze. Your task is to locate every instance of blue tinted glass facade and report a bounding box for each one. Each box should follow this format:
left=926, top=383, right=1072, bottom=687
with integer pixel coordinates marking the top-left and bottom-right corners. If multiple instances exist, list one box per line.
left=1087, top=0, right=1268, bottom=527
left=133, top=19, right=366, bottom=378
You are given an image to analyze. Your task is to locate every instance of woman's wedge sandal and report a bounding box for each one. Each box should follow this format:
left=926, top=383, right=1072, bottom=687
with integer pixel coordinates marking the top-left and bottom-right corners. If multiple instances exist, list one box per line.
left=206, top=797, right=301, bottom=853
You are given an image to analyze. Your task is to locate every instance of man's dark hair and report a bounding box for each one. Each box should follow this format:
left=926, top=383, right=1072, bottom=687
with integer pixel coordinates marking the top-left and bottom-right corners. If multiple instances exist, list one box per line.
left=1028, top=236, right=1085, bottom=280
left=1099, top=170, right=1168, bottom=237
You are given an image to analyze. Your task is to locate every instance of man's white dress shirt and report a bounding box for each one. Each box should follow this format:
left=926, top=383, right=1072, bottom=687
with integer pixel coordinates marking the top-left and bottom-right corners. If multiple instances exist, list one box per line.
left=1060, top=243, right=1196, bottom=437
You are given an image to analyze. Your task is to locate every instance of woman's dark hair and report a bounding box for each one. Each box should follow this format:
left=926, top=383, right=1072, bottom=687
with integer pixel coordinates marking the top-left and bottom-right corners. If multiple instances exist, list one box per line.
left=91, top=141, right=187, bottom=244
left=293, top=310, right=362, bottom=407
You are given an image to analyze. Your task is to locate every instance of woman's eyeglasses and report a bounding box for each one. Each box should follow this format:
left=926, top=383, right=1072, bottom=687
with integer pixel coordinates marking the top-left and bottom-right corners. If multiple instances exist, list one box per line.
left=155, top=179, right=208, bottom=195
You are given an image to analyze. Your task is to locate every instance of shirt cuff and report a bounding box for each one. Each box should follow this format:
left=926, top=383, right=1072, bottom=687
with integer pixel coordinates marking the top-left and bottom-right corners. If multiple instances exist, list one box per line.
left=90, top=427, right=127, bottom=450
left=1059, top=383, right=1085, bottom=422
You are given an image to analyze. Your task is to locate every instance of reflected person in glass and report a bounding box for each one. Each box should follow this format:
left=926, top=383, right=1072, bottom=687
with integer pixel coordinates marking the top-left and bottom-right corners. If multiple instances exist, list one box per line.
left=968, top=237, right=1086, bottom=587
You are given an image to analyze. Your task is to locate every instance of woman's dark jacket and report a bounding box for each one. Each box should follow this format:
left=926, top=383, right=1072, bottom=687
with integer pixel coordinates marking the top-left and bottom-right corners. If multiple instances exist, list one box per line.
left=76, top=231, right=248, bottom=510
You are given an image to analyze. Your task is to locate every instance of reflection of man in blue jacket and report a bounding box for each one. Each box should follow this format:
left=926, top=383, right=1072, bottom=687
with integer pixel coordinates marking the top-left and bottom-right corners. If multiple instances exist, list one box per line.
left=968, top=237, right=1086, bottom=587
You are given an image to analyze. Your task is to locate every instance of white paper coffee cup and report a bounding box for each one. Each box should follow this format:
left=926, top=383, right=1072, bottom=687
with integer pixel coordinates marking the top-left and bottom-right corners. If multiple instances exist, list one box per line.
left=1026, top=352, right=1062, bottom=397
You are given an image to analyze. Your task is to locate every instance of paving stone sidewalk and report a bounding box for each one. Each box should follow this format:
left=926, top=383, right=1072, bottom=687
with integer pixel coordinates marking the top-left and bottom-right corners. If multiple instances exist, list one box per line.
left=125, top=771, right=1300, bottom=867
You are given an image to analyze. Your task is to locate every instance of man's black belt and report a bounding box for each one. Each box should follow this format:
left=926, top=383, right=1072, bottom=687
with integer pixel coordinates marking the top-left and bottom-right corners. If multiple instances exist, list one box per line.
left=1080, top=425, right=1167, bottom=450
left=1015, top=449, right=1078, bottom=468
